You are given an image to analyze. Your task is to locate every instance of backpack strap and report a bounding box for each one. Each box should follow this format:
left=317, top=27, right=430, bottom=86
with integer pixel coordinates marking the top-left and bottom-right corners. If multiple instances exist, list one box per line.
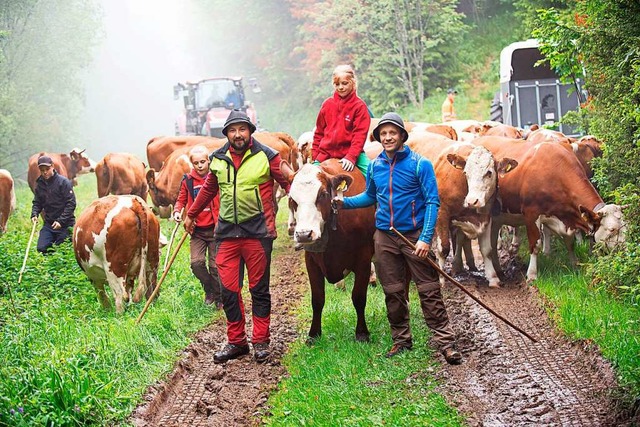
left=183, top=173, right=196, bottom=201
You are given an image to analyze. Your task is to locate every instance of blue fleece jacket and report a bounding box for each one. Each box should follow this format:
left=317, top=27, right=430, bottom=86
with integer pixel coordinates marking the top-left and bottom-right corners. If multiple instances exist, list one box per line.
left=343, top=145, right=439, bottom=244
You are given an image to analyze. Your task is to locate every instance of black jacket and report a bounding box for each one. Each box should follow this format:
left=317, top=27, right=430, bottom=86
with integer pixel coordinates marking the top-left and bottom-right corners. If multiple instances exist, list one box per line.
left=31, top=171, right=77, bottom=228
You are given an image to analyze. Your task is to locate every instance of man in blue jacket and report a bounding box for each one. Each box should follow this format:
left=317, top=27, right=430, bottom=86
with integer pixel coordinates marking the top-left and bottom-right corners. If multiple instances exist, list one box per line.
left=31, top=155, right=76, bottom=253
left=337, top=112, right=462, bottom=364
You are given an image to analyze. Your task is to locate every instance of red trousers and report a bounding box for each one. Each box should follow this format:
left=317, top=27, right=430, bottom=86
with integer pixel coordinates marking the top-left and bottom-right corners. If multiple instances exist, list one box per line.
left=215, top=238, right=272, bottom=345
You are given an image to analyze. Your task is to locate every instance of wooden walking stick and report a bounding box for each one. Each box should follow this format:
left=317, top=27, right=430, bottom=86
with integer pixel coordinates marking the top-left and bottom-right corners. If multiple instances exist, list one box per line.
left=164, top=208, right=184, bottom=271
left=136, top=231, right=189, bottom=324
left=390, top=226, right=538, bottom=343
left=18, top=220, right=38, bottom=284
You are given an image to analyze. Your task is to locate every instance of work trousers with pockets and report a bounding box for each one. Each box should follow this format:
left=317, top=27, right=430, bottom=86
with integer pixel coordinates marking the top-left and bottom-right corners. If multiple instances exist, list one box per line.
left=374, top=229, right=456, bottom=351
left=37, top=224, right=71, bottom=253
left=189, top=227, right=222, bottom=303
left=215, top=237, right=272, bottom=346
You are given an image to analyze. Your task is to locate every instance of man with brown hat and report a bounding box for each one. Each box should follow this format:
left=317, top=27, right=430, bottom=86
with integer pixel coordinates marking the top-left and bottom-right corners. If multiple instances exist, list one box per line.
left=30, top=155, right=77, bottom=253
left=334, top=112, right=462, bottom=365
left=184, top=110, right=291, bottom=364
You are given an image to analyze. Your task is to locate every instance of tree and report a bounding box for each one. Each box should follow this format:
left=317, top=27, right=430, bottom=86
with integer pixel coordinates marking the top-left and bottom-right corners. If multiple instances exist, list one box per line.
left=0, top=0, right=101, bottom=176
left=288, top=0, right=468, bottom=112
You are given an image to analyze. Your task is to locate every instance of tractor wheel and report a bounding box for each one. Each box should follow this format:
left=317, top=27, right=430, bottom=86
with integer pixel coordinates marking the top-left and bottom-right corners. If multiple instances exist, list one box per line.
left=490, top=92, right=503, bottom=123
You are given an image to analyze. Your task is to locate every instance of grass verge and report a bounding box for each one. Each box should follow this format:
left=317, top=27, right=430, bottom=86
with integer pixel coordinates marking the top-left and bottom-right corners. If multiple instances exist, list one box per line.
left=0, top=177, right=223, bottom=426
left=264, top=277, right=463, bottom=426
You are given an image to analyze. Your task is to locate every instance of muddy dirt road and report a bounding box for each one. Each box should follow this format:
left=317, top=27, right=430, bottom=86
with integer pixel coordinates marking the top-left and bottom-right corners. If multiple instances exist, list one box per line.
left=132, top=242, right=636, bottom=426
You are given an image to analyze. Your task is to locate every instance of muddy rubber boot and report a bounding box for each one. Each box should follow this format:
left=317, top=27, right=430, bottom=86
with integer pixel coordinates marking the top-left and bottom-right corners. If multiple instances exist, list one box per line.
left=253, top=342, right=270, bottom=363
left=213, top=343, right=249, bottom=364
left=442, top=347, right=462, bottom=365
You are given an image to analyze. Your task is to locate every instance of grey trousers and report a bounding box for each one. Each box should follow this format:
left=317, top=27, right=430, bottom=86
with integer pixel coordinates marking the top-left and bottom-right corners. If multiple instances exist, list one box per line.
left=190, top=227, right=222, bottom=302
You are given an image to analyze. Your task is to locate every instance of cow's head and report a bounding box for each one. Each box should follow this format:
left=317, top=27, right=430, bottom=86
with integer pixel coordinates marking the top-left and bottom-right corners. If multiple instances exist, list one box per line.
left=287, top=163, right=353, bottom=246
left=592, top=204, right=627, bottom=250
left=69, top=148, right=96, bottom=174
left=447, top=146, right=518, bottom=210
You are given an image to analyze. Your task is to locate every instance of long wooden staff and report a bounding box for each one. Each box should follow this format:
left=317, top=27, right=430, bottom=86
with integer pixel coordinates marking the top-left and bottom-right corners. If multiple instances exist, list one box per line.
left=390, top=226, right=537, bottom=343
left=163, top=209, right=184, bottom=271
left=136, top=231, right=189, bottom=324
left=18, top=220, right=38, bottom=284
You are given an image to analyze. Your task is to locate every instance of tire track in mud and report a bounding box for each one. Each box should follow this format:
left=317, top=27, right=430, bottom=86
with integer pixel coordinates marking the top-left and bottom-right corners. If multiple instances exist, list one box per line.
left=439, top=261, right=633, bottom=426
left=130, top=244, right=306, bottom=427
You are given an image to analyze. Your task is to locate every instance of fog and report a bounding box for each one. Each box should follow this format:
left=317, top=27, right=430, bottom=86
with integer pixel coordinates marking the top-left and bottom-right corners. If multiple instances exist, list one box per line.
left=80, top=0, right=232, bottom=160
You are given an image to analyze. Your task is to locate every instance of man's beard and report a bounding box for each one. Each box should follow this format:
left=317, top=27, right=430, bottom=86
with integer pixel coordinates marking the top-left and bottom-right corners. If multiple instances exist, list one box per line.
left=230, top=136, right=250, bottom=152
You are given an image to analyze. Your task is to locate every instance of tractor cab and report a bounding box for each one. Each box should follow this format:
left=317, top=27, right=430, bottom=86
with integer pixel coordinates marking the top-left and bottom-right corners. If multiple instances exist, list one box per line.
left=174, top=77, right=260, bottom=137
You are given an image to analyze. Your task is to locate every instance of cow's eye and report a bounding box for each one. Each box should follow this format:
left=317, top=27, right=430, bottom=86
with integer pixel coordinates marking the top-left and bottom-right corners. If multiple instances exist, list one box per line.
left=319, top=191, right=330, bottom=200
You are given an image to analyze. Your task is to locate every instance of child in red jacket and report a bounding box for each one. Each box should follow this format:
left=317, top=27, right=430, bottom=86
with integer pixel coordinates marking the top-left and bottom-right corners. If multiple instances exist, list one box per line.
left=313, top=64, right=372, bottom=176
left=173, top=146, right=222, bottom=308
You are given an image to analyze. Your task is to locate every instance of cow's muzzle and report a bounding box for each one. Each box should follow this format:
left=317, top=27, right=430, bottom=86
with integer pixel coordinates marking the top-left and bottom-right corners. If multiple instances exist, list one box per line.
left=294, top=229, right=315, bottom=243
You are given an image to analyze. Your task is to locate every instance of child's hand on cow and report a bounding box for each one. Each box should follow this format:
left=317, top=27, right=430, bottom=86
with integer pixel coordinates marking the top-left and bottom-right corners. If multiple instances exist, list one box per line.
left=339, top=158, right=354, bottom=172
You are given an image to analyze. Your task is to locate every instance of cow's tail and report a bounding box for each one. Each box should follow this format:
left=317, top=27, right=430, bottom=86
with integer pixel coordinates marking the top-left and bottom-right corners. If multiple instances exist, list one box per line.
left=133, top=197, right=151, bottom=303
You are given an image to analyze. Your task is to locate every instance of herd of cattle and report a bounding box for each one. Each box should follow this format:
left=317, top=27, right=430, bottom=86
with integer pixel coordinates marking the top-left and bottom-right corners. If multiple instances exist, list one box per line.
left=0, top=120, right=627, bottom=330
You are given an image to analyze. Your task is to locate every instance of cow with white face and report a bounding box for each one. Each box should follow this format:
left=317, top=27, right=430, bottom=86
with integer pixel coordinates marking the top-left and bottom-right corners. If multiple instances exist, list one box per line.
left=73, top=195, right=162, bottom=314
left=284, top=159, right=375, bottom=342
left=430, top=144, right=517, bottom=287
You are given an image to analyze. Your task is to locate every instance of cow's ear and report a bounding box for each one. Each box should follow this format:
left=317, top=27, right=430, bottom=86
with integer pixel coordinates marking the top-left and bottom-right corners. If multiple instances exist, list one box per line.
left=446, top=153, right=466, bottom=170
left=330, top=174, right=353, bottom=194
left=146, top=169, right=156, bottom=187
left=280, top=160, right=295, bottom=183
left=497, top=158, right=518, bottom=177
left=579, top=205, right=600, bottom=224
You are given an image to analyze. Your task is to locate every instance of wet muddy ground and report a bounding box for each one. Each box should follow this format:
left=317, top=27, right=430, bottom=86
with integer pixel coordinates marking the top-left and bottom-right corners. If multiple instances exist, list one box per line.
left=132, top=243, right=638, bottom=426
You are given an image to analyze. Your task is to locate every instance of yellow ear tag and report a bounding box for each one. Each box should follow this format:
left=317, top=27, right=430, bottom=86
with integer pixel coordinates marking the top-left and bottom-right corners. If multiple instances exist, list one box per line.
left=336, top=180, right=347, bottom=192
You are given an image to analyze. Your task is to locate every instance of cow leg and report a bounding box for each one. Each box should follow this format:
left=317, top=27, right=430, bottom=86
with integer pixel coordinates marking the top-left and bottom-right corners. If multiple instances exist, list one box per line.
left=525, top=221, right=542, bottom=283
left=432, top=235, right=447, bottom=286
left=541, top=224, right=553, bottom=255
left=352, top=262, right=371, bottom=342
left=368, top=262, right=377, bottom=287
left=562, top=233, right=578, bottom=266
left=461, top=236, right=477, bottom=272
left=306, top=258, right=325, bottom=343
left=478, top=223, right=500, bottom=288
left=109, top=277, right=127, bottom=314
left=489, top=220, right=505, bottom=279
left=92, top=280, right=112, bottom=310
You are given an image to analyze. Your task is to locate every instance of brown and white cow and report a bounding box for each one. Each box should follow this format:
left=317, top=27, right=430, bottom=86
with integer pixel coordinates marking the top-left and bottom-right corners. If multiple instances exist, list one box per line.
left=477, top=136, right=626, bottom=282
left=146, top=140, right=225, bottom=217
left=27, top=148, right=96, bottom=192
left=0, top=169, right=16, bottom=235
left=95, top=153, right=149, bottom=200
left=284, top=159, right=375, bottom=342
left=73, top=195, right=162, bottom=314
left=297, top=130, right=314, bottom=165
left=481, top=124, right=524, bottom=139
left=409, top=133, right=517, bottom=287
left=146, top=135, right=224, bottom=171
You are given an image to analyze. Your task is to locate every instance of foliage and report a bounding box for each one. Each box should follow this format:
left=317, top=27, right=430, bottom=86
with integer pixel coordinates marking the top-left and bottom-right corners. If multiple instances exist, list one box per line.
left=531, top=0, right=640, bottom=299
left=0, top=178, right=220, bottom=426
left=286, top=0, right=468, bottom=113
left=0, top=0, right=101, bottom=178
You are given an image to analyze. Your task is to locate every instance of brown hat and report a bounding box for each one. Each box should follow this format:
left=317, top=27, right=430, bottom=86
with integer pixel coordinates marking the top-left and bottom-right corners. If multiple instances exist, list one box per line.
left=37, top=155, right=53, bottom=167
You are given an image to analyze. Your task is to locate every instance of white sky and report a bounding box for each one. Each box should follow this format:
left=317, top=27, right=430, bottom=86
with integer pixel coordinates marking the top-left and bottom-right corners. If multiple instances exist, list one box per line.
left=80, top=0, right=212, bottom=159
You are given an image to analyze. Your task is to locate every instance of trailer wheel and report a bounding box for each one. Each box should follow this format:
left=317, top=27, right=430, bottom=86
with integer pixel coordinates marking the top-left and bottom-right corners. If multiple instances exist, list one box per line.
left=490, top=92, right=503, bottom=123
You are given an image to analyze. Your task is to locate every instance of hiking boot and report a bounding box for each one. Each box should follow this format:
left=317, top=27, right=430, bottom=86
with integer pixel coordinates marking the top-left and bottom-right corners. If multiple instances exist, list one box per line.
left=213, top=343, right=249, bottom=364
left=253, top=342, right=270, bottom=363
left=442, top=347, right=462, bottom=365
left=384, top=344, right=412, bottom=358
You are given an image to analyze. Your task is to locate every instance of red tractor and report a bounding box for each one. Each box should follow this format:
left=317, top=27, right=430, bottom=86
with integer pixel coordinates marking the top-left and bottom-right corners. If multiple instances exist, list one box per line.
left=174, top=77, right=260, bottom=138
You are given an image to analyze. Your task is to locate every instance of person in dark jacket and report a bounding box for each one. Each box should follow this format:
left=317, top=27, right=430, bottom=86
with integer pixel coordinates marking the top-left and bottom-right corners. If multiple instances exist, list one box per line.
left=184, top=110, right=291, bottom=364
left=30, top=155, right=77, bottom=253
left=336, top=112, right=462, bottom=365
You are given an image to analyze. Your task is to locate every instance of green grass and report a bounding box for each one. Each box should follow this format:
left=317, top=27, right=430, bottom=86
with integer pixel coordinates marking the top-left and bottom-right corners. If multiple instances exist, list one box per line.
left=264, top=268, right=463, bottom=425
left=0, top=176, right=223, bottom=426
